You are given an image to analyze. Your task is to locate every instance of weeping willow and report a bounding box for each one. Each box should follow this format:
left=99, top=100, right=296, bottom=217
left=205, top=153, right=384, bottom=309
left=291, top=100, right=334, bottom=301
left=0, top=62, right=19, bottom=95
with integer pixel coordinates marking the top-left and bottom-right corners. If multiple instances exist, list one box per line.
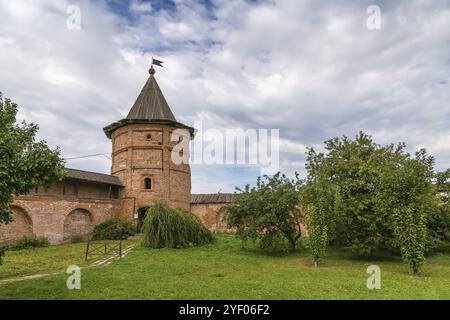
left=141, top=203, right=214, bottom=248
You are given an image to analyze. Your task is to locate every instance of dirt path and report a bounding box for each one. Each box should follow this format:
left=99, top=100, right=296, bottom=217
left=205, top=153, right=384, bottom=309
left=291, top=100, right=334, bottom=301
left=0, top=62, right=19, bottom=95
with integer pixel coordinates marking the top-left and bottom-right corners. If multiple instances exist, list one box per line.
left=0, top=244, right=135, bottom=285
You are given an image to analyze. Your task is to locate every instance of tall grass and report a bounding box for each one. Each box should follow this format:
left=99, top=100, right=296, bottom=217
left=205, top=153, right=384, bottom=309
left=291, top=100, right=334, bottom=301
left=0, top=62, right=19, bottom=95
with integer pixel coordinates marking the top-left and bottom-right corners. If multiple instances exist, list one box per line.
left=141, top=203, right=214, bottom=248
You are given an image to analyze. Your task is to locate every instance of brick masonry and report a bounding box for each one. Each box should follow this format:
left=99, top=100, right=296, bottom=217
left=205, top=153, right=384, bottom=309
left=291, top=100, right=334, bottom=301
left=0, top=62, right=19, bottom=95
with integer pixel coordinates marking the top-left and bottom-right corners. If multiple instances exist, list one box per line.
left=0, top=120, right=225, bottom=245
left=190, top=203, right=307, bottom=235
left=0, top=206, right=33, bottom=245
left=190, top=203, right=229, bottom=232
left=111, top=123, right=192, bottom=219
left=0, top=129, right=231, bottom=245
left=1, top=187, right=122, bottom=245
left=0, top=74, right=233, bottom=245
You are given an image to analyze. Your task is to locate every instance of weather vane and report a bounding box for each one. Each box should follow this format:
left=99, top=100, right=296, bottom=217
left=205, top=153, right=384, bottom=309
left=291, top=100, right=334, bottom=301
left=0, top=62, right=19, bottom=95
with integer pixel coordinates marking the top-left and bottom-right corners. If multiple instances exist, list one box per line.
left=149, top=57, right=163, bottom=75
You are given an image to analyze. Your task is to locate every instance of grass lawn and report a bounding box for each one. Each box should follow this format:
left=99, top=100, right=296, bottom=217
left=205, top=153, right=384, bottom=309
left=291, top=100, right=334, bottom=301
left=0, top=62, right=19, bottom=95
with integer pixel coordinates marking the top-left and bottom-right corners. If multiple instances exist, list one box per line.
left=0, top=240, right=135, bottom=280
left=0, top=234, right=449, bottom=299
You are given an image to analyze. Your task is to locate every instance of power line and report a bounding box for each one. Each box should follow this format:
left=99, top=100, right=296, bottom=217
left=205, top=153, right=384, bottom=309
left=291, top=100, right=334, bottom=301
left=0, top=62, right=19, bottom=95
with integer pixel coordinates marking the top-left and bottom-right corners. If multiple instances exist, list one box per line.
left=63, top=153, right=111, bottom=160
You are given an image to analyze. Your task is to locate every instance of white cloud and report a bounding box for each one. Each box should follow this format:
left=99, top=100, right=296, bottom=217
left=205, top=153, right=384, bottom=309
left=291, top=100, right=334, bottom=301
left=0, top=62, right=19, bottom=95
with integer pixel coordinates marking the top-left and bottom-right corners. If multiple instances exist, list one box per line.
left=0, top=0, right=449, bottom=193
left=129, top=0, right=153, bottom=14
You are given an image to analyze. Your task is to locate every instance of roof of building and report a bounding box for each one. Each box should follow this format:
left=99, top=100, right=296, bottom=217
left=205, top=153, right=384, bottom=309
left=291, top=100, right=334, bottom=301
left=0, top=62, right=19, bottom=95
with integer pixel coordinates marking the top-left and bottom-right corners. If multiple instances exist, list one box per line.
left=103, top=68, right=194, bottom=139
left=103, top=118, right=195, bottom=139
left=65, top=168, right=124, bottom=187
left=190, top=193, right=234, bottom=204
left=127, top=74, right=177, bottom=122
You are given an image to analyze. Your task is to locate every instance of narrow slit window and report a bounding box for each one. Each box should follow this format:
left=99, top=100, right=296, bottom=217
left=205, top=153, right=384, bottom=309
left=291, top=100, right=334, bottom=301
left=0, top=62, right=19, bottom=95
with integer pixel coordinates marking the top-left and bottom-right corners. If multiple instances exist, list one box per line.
left=144, top=178, right=152, bottom=190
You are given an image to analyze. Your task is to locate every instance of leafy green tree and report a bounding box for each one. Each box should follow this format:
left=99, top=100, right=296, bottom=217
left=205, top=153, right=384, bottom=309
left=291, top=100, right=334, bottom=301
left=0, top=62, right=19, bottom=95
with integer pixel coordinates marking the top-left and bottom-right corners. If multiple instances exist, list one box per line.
left=303, top=132, right=434, bottom=273
left=301, top=181, right=340, bottom=266
left=375, top=149, right=434, bottom=273
left=0, top=93, right=65, bottom=224
left=435, top=169, right=450, bottom=196
left=141, top=203, right=214, bottom=248
left=428, top=170, right=450, bottom=245
left=224, top=173, right=303, bottom=252
left=427, top=205, right=450, bottom=245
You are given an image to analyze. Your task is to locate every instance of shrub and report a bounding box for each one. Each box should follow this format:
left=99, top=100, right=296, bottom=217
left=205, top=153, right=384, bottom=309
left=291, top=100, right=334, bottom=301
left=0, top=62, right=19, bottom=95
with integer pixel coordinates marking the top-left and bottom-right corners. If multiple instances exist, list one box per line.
left=427, top=202, right=450, bottom=248
left=141, top=203, right=214, bottom=248
left=258, top=232, right=293, bottom=254
left=92, top=219, right=136, bottom=240
left=12, top=235, right=49, bottom=250
left=71, top=235, right=85, bottom=243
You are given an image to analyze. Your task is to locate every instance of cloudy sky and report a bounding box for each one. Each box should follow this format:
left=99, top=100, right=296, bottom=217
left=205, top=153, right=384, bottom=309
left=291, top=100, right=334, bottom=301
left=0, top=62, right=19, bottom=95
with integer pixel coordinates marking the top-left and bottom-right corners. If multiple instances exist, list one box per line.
left=0, top=0, right=449, bottom=193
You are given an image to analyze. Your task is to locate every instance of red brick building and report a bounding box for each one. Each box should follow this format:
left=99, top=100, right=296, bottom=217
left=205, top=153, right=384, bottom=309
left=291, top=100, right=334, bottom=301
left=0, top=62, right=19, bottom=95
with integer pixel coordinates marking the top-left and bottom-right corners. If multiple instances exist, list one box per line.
left=0, top=66, right=232, bottom=245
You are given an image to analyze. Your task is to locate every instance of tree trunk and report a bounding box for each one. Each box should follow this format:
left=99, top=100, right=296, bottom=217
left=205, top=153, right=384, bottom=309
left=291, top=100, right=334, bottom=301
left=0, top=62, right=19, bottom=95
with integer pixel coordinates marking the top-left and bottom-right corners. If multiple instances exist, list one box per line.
left=411, top=262, right=419, bottom=275
left=288, top=238, right=296, bottom=252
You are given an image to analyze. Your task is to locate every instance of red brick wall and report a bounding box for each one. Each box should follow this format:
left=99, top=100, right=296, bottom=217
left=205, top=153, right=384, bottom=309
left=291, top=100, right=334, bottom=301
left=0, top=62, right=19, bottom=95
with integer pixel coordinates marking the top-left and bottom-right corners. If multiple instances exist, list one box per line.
left=0, top=206, right=33, bottom=245
left=0, top=195, right=122, bottom=245
left=190, top=203, right=308, bottom=235
left=63, top=209, right=93, bottom=242
left=111, top=123, right=192, bottom=219
left=190, top=203, right=230, bottom=232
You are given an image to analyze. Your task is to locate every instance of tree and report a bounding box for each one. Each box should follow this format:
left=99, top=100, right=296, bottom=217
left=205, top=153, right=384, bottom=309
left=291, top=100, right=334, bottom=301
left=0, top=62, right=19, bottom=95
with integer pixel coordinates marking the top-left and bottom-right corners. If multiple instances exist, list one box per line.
left=375, top=149, right=433, bottom=274
left=303, top=132, right=434, bottom=274
left=435, top=169, right=450, bottom=196
left=224, top=173, right=303, bottom=252
left=427, top=170, right=450, bottom=245
left=141, top=203, right=214, bottom=248
left=0, top=93, right=65, bottom=224
left=301, top=180, right=340, bottom=266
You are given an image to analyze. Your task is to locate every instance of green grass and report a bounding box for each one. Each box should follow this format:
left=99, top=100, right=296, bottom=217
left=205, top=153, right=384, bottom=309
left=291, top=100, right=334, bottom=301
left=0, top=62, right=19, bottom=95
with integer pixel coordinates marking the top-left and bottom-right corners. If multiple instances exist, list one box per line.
left=0, top=234, right=449, bottom=299
left=0, top=240, right=135, bottom=280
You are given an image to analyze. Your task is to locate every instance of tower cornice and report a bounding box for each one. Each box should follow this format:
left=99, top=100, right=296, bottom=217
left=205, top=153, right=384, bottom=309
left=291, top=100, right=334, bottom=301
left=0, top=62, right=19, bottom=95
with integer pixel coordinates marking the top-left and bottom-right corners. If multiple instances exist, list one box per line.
left=103, top=118, right=195, bottom=139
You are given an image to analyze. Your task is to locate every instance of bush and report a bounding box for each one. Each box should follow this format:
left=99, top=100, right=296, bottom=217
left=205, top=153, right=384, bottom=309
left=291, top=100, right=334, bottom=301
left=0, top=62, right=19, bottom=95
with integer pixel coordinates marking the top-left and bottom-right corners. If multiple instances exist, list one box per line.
left=141, top=203, right=214, bottom=248
left=92, top=219, right=136, bottom=240
left=258, top=232, right=293, bottom=254
left=12, top=235, right=49, bottom=250
left=427, top=202, right=450, bottom=248
left=71, top=235, right=85, bottom=244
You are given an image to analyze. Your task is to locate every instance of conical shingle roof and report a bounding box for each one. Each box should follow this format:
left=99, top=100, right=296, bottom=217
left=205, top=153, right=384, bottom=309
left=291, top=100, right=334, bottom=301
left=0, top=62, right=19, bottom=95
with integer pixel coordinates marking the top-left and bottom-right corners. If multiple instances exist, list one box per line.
left=126, top=74, right=176, bottom=122
left=103, top=67, right=195, bottom=139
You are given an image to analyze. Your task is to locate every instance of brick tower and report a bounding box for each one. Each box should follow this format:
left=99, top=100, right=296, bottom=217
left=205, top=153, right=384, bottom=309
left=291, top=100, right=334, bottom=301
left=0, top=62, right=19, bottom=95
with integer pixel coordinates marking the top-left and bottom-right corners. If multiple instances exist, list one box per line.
left=103, top=65, right=194, bottom=224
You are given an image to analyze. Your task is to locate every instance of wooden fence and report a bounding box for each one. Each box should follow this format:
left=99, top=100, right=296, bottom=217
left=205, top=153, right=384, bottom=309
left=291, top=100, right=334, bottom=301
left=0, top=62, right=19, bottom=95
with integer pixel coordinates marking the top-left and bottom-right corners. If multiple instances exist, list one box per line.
left=85, top=239, right=122, bottom=261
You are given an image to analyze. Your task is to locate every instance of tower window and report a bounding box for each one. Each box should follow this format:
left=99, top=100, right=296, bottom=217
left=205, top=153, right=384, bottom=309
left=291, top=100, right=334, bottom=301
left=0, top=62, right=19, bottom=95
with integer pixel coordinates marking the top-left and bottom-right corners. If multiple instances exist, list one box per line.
left=144, top=178, right=152, bottom=190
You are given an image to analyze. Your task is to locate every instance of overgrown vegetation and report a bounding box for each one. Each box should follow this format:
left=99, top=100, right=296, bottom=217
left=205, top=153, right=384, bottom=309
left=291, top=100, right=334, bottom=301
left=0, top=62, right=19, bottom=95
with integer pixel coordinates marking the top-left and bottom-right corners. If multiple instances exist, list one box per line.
left=301, top=132, right=436, bottom=273
left=224, top=173, right=303, bottom=253
left=0, top=93, right=65, bottom=224
left=92, top=219, right=136, bottom=240
left=141, top=203, right=214, bottom=248
left=11, top=235, right=50, bottom=250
